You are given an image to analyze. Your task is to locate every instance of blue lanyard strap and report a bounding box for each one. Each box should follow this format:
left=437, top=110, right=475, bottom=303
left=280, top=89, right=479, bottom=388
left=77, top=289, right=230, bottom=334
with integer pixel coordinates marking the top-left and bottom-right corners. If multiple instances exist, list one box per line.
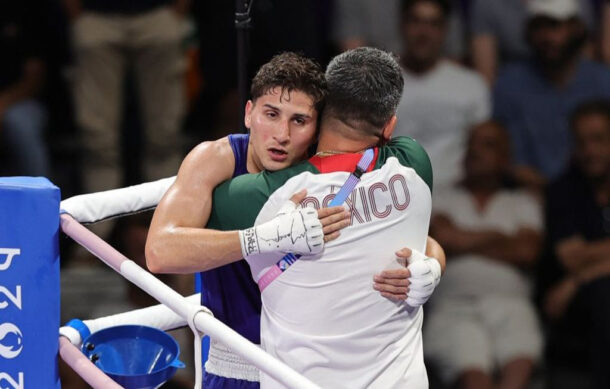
left=329, top=148, right=375, bottom=207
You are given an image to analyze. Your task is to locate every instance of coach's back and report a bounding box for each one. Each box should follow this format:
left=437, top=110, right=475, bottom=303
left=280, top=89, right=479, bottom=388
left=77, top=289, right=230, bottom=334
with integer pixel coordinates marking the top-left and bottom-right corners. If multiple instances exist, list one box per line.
left=247, top=144, right=432, bottom=389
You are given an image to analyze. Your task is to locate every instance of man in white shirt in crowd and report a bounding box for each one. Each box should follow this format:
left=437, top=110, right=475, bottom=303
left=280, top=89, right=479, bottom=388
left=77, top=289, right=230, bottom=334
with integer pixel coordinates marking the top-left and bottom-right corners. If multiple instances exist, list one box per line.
left=394, top=0, right=490, bottom=196
left=426, top=121, right=543, bottom=389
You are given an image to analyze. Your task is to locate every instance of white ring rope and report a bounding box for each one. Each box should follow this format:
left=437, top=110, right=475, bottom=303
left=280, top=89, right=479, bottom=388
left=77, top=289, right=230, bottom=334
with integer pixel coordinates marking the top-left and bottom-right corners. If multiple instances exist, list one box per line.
left=60, top=176, right=176, bottom=224
left=58, top=186, right=321, bottom=389
left=60, top=293, right=201, bottom=346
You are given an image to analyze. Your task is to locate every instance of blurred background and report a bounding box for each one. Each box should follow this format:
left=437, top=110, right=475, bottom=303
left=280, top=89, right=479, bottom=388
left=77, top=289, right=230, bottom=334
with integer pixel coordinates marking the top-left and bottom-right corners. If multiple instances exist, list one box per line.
left=3, top=0, right=609, bottom=388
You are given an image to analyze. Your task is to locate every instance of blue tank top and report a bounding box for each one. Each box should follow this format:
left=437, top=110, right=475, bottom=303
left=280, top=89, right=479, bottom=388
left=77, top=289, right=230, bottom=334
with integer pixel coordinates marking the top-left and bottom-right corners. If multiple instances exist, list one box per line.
left=228, top=133, right=250, bottom=177
left=199, top=133, right=263, bottom=343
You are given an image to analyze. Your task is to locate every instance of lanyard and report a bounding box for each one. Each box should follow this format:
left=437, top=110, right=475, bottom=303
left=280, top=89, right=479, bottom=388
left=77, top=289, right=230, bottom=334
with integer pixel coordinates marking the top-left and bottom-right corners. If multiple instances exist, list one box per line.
left=257, top=148, right=375, bottom=292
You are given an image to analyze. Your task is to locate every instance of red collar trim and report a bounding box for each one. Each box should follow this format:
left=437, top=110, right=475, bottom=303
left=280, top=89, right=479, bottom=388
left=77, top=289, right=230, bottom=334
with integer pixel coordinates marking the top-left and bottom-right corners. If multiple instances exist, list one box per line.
left=308, top=148, right=379, bottom=173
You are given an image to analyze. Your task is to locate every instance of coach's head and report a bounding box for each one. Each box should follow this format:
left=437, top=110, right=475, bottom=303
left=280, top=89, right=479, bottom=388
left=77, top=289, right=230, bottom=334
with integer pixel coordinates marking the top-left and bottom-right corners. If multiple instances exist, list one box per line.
left=320, top=47, right=404, bottom=147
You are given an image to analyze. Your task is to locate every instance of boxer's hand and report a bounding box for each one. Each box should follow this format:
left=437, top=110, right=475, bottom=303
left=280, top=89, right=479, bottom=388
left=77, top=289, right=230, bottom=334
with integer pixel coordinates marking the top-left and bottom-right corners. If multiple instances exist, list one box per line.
left=374, top=248, right=441, bottom=305
left=239, top=190, right=333, bottom=257
left=405, top=249, right=441, bottom=307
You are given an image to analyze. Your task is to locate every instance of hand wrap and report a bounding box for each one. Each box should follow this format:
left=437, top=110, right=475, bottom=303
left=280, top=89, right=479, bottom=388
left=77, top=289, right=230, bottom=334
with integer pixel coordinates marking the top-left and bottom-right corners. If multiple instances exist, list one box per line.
left=406, top=250, right=442, bottom=308
left=239, top=200, right=323, bottom=258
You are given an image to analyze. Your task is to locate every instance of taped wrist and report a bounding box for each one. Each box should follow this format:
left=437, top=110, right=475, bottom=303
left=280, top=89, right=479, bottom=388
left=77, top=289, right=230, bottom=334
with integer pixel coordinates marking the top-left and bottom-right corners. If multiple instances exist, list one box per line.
left=406, top=253, right=442, bottom=307
left=239, top=206, right=324, bottom=259
left=239, top=227, right=260, bottom=258
left=427, top=257, right=442, bottom=287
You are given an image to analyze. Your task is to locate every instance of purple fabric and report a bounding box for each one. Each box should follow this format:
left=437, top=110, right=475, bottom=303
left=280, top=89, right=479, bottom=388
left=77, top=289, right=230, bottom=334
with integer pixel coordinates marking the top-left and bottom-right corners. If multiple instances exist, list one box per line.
left=203, top=372, right=259, bottom=389
left=200, top=133, right=262, bottom=348
left=228, top=134, right=250, bottom=178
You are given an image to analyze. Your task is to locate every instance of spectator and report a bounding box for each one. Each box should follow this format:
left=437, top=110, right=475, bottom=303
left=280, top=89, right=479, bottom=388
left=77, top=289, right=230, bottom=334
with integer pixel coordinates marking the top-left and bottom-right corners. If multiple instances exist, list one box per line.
left=541, top=99, right=610, bottom=389
left=64, top=0, right=190, bottom=192
left=426, top=121, right=543, bottom=389
left=493, top=0, right=610, bottom=193
left=470, top=0, right=594, bottom=84
left=332, top=0, right=465, bottom=59
left=394, top=0, right=490, bottom=195
left=0, top=1, right=49, bottom=176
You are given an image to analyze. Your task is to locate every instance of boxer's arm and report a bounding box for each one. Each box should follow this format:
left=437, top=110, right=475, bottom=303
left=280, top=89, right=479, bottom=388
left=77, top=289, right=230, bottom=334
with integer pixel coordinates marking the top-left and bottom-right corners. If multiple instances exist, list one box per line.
left=146, top=138, right=242, bottom=274
left=425, top=236, right=446, bottom=273
left=146, top=139, right=348, bottom=274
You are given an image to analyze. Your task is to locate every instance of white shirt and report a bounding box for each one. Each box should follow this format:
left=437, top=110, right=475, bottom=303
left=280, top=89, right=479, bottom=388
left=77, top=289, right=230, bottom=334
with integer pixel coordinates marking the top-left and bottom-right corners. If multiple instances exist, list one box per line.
left=432, top=187, right=542, bottom=300
left=395, top=61, right=490, bottom=194
left=247, top=158, right=432, bottom=389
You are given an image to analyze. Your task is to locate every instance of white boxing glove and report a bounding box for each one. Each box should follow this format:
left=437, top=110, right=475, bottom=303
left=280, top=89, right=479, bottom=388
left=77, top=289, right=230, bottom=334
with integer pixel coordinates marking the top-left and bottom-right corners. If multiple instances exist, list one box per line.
left=406, top=250, right=442, bottom=308
left=238, top=200, right=323, bottom=258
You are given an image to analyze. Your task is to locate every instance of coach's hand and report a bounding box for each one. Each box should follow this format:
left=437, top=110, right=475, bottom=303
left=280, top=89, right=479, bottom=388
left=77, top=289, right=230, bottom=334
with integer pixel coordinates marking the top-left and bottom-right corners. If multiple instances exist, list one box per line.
left=286, top=189, right=350, bottom=244
left=374, top=248, right=441, bottom=306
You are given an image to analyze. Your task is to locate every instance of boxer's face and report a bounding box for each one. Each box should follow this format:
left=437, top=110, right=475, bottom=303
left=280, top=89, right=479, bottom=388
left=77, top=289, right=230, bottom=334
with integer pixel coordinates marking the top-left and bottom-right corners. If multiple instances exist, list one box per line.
left=245, top=87, right=318, bottom=172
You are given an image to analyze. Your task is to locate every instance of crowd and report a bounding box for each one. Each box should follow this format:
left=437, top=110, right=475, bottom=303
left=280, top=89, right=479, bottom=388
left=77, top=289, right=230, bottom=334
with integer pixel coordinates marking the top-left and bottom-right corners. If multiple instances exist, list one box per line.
left=3, top=0, right=609, bottom=388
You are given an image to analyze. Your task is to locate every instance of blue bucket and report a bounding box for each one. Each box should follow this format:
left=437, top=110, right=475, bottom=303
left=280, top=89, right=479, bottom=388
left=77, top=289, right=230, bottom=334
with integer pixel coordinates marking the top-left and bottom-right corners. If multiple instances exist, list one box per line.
left=81, top=325, right=185, bottom=389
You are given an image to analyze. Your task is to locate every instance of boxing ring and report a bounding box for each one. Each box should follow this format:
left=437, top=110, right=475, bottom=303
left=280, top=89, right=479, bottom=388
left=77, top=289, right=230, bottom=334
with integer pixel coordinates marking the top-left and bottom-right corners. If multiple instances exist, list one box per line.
left=0, top=177, right=320, bottom=389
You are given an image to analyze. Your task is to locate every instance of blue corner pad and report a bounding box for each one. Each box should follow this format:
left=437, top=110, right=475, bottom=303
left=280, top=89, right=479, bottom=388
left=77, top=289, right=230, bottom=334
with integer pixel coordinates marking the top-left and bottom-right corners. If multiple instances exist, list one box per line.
left=0, top=176, right=57, bottom=189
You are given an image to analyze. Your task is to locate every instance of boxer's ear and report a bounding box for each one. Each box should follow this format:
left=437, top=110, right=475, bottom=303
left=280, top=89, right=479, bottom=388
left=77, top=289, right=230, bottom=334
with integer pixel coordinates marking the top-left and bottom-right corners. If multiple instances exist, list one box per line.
left=244, top=100, right=254, bottom=129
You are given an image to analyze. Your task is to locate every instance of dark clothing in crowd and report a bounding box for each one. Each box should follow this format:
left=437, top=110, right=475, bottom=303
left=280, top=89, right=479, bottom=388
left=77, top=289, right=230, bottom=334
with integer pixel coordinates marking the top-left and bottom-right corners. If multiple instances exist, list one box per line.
left=546, top=166, right=610, bottom=254
left=0, top=1, right=50, bottom=177
left=542, top=165, right=610, bottom=389
left=494, top=59, right=610, bottom=180
left=0, top=2, right=43, bottom=89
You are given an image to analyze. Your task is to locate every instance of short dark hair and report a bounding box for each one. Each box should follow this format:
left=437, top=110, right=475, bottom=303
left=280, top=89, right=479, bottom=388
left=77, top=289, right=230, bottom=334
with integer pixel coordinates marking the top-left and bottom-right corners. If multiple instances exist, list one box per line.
left=250, top=52, right=327, bottom=113
left=570, top=99, right=610, bottom=131
left=401, top=0, right=451, bottom=19
left=324, top=47, right=404, bottom=136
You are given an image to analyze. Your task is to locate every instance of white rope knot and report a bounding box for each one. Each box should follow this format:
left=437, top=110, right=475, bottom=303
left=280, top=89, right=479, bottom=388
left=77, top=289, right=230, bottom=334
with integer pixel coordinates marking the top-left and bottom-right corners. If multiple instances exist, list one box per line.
left=186, top=304, right=213, bottom=389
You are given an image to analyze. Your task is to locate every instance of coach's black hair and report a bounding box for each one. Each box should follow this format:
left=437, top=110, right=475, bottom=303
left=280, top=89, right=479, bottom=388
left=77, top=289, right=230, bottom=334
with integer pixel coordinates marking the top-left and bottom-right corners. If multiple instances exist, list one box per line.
left=323, top=47, right=404, bottom=136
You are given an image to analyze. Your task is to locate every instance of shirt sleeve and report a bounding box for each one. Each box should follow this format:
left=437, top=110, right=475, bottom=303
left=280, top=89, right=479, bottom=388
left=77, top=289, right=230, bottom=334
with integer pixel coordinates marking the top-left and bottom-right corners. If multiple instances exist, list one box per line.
left=379, top=137, right=433, bottom=193
left=207, top=162, right=318, bottom=231
left=207, top=173, right=272, bottom=231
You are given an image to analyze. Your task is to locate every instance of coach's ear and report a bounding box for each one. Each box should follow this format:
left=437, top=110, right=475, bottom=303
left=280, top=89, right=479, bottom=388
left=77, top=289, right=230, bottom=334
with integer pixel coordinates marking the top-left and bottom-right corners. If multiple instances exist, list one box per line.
left=380, top=115, right=397, bottom=143
left=244, top=100, right=254, bottom=129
